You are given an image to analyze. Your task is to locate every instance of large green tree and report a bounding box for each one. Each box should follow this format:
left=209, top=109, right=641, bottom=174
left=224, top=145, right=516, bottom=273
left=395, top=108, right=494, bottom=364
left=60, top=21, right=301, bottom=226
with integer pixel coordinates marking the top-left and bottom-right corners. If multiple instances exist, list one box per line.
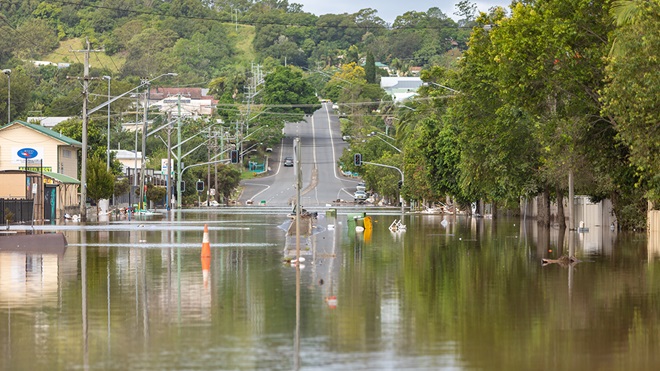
left=602, top=0, right=660, bottom=203
left=262, top=65, right=320, bottom=120
left=86, top=157, right=114, bottom=206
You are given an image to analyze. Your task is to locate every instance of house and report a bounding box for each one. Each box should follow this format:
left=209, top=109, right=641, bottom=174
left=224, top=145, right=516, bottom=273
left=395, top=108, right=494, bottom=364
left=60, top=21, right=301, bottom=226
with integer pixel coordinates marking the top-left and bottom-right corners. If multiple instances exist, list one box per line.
left=148, top=87, right=218, bottom=117
left=408, top=67, right=423, bottom=76
left=380, top=76, right=424, bottom=102
left=110, top=149, right=142, bottom=172
left=0, top=120, right=82, bottom=219
left=27, top=117, right=74, bottom=128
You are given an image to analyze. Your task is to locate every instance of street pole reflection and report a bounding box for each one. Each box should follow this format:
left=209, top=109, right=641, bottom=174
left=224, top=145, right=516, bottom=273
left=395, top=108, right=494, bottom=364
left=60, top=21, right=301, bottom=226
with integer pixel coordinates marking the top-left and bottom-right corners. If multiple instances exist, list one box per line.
left=81, top=231, right=88, bottom=370
left=107, top=248, right=111, bottom=356
left=294, top=264, right=301, bottom=370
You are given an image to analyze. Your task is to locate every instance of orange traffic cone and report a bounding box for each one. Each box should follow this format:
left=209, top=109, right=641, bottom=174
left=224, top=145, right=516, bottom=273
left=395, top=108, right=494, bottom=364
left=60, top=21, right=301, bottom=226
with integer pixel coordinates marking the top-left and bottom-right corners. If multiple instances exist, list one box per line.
left=201, top=224, right=211, bottom=260
left=201, top=224, right=211, bottom=287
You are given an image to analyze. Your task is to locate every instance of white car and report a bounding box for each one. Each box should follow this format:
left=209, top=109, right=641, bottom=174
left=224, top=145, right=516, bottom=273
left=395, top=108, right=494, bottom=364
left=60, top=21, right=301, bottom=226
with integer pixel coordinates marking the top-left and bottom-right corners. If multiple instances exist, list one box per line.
left=354, top=190, right=367, bottom=201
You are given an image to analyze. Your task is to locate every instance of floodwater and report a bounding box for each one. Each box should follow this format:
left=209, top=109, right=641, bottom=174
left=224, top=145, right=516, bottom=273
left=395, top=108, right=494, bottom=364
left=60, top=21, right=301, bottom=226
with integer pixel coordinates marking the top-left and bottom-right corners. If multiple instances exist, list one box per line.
left=1, top=209, right=659, bottom=370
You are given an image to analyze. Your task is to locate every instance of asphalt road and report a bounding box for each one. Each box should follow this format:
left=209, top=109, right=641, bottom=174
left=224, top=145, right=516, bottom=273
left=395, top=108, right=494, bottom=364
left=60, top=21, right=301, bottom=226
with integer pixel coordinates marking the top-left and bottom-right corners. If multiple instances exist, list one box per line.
left=238, top=103, right=361, bottom=207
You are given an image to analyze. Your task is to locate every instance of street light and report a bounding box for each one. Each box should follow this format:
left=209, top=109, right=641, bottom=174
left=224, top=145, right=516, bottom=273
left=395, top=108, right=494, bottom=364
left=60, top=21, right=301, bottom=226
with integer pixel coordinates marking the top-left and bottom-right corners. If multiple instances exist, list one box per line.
left=2, top=69, right=10, bottom=124
left=82, top=72, right=177, bottom=217
left=102, top=75, right=111, bottom=171
left=368, top=131, right=401, bottom=153
left=139, top=73, right=178, bottom=211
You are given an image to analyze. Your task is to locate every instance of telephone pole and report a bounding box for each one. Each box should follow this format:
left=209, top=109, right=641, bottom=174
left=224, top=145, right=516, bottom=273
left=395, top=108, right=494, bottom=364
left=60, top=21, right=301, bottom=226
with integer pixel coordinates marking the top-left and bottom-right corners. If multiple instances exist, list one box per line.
left=70, top=37, right=103, bottom=221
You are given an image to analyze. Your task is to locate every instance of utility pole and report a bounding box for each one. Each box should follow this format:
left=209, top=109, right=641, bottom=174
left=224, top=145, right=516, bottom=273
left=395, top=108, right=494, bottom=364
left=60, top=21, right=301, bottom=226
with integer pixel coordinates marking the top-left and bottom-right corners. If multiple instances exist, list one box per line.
left=207, top=126, right=211, bottom=205
left=166, top=112, right=173, bottom=211
left=70, top=37, right=103, bottom=221
left=139, top=81, right=150, bottom=210
left=176, top=94, right=184, bottom=208
left=240, top=63, right=264, bottom=164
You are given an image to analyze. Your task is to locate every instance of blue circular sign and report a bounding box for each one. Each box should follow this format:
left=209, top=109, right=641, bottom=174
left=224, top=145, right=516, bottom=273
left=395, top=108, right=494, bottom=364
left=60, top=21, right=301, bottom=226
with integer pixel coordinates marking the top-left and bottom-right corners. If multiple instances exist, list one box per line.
left=17, top=148, right=38, bottom=159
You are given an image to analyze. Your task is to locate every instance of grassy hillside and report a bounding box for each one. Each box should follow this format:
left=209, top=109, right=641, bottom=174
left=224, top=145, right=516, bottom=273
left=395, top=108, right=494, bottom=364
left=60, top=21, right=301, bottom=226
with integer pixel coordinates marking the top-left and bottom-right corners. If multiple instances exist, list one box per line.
left=43, top=23, right=254, bottom=74
left=232, top=24, right=256, bottom=64
left=44, top=38, right=126, bottom=73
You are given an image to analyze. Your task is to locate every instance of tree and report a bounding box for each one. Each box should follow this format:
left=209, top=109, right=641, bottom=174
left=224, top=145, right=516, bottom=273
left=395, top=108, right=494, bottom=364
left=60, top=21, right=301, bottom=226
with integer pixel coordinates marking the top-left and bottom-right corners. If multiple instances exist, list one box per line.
left=146, top=184, right=167, bottom=207
left=14, top=18, right=58, bottom=59
left=216, top=164, right=241, bottom=205
left=346, top=45, right=359, bottom=64
left=602, top=0, right=660, bottom=204
left=262, top=65, right=320, bottom=120
left=364, top=51, right=376, bottom=84
left=86, top=157, right=114, bottom=208
left=0, top=68, right=35, bottom=121
left=484, top=0, right=613, bottom=224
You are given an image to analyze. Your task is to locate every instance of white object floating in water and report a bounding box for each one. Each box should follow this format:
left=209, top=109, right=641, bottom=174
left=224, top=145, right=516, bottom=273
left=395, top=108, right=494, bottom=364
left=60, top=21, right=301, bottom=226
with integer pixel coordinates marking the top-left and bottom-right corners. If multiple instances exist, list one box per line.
left=389, top=219, right=406, bottom=232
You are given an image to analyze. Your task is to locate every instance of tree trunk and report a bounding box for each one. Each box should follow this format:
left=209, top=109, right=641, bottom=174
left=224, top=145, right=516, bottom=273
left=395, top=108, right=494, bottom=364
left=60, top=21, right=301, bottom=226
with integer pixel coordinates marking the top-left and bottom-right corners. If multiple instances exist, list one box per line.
left=537, top=186, right=551, bottom=226
left=556, top=186, right=566, bottom=228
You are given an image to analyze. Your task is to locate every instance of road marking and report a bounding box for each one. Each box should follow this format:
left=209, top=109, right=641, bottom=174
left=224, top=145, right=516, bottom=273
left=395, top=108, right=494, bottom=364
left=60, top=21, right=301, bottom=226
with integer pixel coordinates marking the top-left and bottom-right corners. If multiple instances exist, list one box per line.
left=325, top=104, right=341, bottom=180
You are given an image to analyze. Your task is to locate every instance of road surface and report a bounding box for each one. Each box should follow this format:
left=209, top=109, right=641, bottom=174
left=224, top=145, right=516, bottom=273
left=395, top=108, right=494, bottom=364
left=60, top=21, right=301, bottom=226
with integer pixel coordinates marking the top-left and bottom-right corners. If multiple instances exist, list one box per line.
left=239, top=103, right=361, bottom=207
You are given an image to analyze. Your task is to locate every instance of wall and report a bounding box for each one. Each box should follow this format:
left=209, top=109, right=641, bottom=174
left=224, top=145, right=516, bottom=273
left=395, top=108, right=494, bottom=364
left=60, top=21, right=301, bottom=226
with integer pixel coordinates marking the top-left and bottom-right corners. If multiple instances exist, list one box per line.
left=0, top=125, right=63, bottom=172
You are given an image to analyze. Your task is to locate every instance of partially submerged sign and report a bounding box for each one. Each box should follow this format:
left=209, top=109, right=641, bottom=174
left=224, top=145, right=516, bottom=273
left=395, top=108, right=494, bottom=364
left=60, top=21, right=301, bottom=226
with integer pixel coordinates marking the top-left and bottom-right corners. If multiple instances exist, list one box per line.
left=0, top=233, right=68, bottom=256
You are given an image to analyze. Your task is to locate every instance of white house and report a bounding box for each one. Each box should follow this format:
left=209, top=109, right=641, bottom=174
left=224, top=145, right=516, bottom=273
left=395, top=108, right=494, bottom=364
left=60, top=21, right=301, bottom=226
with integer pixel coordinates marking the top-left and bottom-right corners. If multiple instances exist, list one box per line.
left=380, top=77, right=424, bottom=102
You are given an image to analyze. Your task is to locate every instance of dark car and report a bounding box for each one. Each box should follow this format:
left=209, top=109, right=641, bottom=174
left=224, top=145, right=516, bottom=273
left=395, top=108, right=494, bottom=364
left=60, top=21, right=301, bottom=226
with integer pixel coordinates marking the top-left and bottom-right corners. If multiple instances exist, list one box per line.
left=284, top=157, right=294, bottom=167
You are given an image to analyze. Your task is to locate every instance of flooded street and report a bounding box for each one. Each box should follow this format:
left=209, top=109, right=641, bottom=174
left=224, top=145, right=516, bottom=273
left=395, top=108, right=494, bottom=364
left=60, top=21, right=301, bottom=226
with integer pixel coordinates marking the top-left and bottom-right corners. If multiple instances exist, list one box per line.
left=1, top=209, right=659, bottom=370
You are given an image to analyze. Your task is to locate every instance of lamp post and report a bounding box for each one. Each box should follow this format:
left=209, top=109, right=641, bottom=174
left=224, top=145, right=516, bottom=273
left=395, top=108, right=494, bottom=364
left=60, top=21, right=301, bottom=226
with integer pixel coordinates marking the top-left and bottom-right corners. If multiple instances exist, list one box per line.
left=103, top=76, right=111, bottom=171
left=2, top=69, right=10, bottom=124
left=83, top=72, right=177, bottom=216
left=137, top=73, right=178, bottom=211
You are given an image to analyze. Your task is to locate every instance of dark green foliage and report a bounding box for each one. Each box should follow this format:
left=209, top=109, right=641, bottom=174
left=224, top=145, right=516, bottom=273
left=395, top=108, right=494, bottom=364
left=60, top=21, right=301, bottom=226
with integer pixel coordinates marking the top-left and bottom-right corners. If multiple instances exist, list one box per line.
left=87, top=157, right=115, bottom=203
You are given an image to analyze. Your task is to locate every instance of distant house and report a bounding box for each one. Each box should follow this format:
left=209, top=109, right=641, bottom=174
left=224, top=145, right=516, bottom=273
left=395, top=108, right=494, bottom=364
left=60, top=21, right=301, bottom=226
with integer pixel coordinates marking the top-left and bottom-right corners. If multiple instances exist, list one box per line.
left=408, top=67, right=423, bottom=76
left=0, top=120, right=81, bottom=218
left=375, top=62, right=391, bottom=75
left=380, top=76, right=424, bottom=102
left=148, top=87, right=217, bottom=117
left=110, top=149, right=142, bottom=172
left=30, top=60, right=70, bottom=69
left=27, top=117, right=74, bottom=128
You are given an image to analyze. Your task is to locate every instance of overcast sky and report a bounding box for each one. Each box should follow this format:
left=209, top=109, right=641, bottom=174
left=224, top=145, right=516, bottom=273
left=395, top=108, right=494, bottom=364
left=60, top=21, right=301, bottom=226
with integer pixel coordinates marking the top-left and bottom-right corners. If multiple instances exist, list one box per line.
left=292, top=0, right=511, bottom=23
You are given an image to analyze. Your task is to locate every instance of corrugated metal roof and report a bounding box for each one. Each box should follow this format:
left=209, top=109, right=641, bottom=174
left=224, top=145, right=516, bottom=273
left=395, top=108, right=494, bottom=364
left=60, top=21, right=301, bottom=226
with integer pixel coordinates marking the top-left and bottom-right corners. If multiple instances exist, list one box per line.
left=43, top=171, right=80, bottom=184
left=0, top=120, right=82, bottom=147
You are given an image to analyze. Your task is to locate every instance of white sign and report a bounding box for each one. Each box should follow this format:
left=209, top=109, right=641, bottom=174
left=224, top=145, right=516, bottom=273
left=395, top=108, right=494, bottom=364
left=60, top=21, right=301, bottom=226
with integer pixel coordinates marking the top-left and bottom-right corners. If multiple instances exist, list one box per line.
left=161, top=159, right=174, bottom=175
left=12, top=147, right=44, bottom=164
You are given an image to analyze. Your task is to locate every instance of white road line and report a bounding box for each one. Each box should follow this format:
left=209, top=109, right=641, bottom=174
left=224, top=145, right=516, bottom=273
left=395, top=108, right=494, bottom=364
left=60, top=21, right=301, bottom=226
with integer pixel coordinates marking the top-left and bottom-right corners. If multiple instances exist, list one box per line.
left=243, top=183, right=270, bottom=201
left=325, top=104, right=341, bottom=180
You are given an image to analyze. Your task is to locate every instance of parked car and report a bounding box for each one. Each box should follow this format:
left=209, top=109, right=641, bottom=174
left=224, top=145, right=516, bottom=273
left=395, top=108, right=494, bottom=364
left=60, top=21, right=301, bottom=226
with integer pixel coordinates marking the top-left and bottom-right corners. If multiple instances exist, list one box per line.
left=354, top=190, right=367, bottom=201
left=284, top=157, right=294, bottom=167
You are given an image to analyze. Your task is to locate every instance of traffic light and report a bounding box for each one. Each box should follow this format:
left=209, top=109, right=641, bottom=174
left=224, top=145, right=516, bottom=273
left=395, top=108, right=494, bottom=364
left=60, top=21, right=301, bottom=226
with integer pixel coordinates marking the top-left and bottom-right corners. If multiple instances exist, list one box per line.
left=180, top=181, right=185, bottom=192
left=230, top=150, right=238, bottom=164
left=354, top=153, right=362, bottom=166
left=398, top=180, right=403, bottom=189
left=196, top=180, right=204, bottom=192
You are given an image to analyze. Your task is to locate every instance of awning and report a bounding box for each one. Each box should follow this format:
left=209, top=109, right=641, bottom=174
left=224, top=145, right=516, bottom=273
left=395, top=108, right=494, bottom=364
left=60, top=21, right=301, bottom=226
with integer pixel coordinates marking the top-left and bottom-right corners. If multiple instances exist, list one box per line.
left=42, top=171, right=80, bottom=184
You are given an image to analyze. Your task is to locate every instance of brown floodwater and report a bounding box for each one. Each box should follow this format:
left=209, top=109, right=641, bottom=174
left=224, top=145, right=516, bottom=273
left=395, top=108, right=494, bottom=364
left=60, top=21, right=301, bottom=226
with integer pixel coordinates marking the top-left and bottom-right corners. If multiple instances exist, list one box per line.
left=1, top=210, right=658, bottom=370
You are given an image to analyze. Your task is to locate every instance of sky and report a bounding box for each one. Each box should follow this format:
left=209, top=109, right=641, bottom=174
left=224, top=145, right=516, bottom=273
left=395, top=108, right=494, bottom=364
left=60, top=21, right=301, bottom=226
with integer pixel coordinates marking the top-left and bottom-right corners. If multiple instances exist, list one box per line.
left=292, top=0, right=512, bottom=24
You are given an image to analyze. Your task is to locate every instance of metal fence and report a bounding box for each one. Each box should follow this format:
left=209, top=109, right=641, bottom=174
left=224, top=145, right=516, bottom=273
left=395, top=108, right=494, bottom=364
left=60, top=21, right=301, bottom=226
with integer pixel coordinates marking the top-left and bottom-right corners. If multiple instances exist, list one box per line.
left=0, top=199, right=34, bottom=224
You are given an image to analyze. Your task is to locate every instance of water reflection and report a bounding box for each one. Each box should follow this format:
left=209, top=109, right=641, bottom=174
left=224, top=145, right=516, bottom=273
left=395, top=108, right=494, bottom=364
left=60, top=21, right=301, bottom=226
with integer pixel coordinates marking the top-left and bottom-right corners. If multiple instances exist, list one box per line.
left=1, top=212, right=659, bottom=369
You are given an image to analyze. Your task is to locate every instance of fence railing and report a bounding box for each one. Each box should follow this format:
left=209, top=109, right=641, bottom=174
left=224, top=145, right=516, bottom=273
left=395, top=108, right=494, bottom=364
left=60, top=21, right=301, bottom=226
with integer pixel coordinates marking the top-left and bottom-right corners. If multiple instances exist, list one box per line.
left=0, top=199, right=34, bottom=224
